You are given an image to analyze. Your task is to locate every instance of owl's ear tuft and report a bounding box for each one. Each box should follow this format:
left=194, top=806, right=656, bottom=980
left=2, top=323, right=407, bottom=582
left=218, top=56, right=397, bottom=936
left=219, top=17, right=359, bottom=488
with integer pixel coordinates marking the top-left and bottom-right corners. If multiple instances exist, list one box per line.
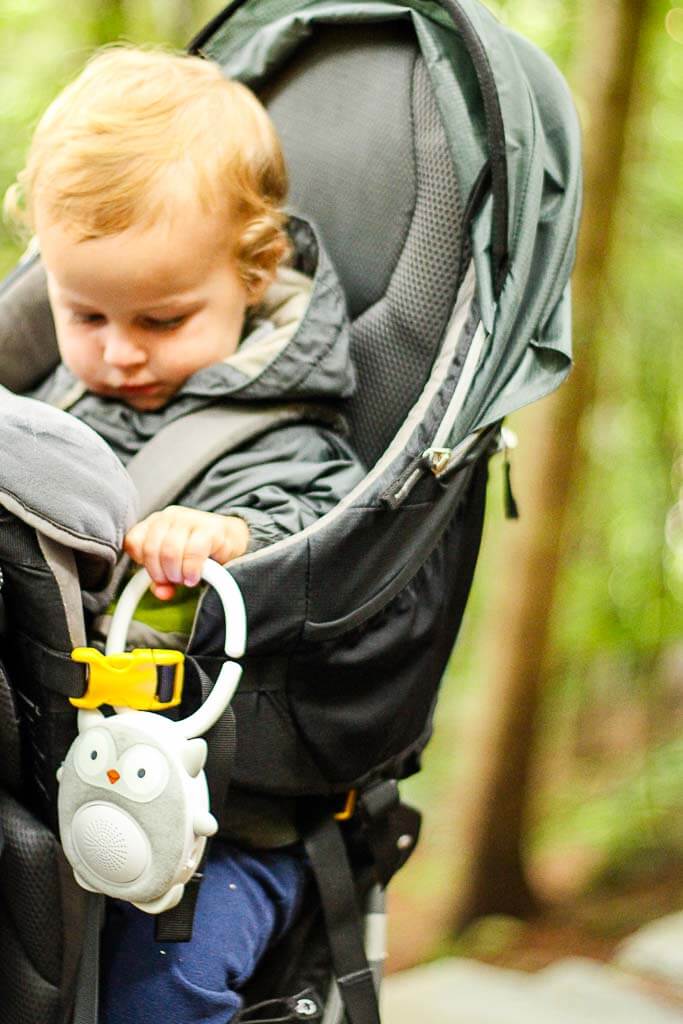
left=193, top=810, right=218, bottom=838
left=77, top=709, right=105, bottom=733
left=181, top=738, right=207, bottom=778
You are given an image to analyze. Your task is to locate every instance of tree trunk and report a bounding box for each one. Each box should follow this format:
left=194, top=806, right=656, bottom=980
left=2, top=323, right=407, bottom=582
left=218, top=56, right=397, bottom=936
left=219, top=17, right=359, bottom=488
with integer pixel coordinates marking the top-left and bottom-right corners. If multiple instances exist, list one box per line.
left=449, top=0, right=651, bottom=930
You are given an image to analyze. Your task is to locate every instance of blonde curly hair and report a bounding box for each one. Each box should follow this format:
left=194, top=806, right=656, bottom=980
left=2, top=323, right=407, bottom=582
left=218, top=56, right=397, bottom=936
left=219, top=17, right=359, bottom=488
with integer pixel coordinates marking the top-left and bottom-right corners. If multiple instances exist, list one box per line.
left=4, top=46, right=290, bottom=293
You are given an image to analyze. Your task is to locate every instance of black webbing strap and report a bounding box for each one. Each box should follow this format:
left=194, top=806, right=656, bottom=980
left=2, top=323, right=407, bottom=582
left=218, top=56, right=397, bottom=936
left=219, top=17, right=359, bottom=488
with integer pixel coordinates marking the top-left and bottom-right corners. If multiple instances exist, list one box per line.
left=154, top=664, right=237, bottom=943
left=153, top=865, right=204, bottom=944
left=357, top=781, right=422, bottom=888
left=71, top=893, right=104, bottom=1024
left=302, top=810, right=380, bottom=1024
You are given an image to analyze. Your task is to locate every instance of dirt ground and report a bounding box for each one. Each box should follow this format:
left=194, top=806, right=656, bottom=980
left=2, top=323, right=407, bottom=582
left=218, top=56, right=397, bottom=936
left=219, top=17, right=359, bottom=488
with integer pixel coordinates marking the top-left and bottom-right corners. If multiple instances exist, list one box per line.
left=387, top=853, right=683, bottom=978
left=483, top=861, right=683, bottom=972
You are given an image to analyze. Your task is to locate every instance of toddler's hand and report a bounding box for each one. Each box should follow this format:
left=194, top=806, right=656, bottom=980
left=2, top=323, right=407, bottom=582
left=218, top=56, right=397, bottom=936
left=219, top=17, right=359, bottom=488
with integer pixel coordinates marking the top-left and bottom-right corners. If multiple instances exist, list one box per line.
left=124, top=506, right=250, bottom=600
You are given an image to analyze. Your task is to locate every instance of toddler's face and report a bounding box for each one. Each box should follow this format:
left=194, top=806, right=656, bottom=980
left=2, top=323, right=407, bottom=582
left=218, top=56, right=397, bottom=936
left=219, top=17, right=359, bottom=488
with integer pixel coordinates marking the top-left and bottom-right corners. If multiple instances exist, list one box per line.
left=38, top=208, right=254, bottom=411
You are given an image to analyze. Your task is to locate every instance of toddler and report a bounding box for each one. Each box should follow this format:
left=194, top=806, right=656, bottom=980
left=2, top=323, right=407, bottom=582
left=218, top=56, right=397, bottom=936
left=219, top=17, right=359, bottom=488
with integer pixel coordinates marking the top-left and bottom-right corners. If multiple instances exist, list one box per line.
left=6, top=46, right=364, bottom=1023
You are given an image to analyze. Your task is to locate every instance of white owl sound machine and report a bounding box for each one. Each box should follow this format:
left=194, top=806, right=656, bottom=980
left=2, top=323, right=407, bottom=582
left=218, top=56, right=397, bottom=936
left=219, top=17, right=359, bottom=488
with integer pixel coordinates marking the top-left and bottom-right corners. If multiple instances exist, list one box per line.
left=57, top=558, right=246, bottom=914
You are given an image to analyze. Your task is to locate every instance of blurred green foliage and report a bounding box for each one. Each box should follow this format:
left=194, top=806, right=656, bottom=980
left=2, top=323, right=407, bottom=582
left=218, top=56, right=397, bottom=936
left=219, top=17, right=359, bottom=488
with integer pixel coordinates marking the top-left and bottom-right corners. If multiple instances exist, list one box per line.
left=539, top=0, right=683, bottom=869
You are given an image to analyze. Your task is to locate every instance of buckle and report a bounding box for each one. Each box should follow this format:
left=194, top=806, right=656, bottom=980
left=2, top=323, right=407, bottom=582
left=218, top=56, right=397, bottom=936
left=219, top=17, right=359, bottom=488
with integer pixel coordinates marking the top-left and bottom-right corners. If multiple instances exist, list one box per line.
left=358, top=779, right=399, bottom=820
left=69, top=647, right=184, bottom=710
left=333, top=789, right=357, bottom=821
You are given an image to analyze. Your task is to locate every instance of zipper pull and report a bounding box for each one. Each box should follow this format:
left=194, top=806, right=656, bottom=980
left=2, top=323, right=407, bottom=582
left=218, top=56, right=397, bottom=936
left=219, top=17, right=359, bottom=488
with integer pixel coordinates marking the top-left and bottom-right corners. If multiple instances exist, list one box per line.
left=381, top=447, right=454, bottom=509
left=501, top=426, right=519, bottom=519
left=425, top=447, right=453, bottom=478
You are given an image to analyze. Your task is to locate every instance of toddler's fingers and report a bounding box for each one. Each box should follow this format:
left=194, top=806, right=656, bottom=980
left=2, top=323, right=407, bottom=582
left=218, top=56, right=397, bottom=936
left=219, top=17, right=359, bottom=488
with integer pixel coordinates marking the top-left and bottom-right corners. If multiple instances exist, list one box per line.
left=180, top=525, right=218, bottom=587
left=123, top=521, right=147, bottom=563
left=139, top=512, right=177, bottom=585
left=158, top=519, right=197, bottom=585
left=125, top=519, right=177, bottom=598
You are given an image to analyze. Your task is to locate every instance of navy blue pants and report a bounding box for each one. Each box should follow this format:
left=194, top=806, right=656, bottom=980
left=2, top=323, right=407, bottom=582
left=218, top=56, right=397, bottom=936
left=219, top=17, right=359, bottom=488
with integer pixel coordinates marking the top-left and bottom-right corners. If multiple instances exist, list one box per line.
left=99, top=841, right=307, bottom=1024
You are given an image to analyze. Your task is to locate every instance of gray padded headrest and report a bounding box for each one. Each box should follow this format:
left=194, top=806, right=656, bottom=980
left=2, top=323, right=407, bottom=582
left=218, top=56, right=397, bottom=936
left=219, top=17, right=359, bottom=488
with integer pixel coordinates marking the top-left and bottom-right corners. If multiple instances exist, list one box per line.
left=262, top=21, right=419, bottom=319
left=0, top=389, right=138, bottom=584
left=0, top=257, right=58, bottom=392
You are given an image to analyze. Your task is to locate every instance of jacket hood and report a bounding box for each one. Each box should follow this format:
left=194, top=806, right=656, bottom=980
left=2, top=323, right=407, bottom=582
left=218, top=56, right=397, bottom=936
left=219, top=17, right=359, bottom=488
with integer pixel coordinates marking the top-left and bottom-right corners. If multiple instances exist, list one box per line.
left=185, top=215, right=355, bottom=403
left=43, top=215, right=354, bottom=415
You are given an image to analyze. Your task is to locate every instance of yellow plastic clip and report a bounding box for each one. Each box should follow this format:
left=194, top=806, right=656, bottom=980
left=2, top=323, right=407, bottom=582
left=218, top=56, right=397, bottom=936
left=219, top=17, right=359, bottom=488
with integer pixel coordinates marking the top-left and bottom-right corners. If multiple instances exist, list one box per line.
left=70, top=647, right=185, bottom=711
left=333, top=789, right=357, bottom=822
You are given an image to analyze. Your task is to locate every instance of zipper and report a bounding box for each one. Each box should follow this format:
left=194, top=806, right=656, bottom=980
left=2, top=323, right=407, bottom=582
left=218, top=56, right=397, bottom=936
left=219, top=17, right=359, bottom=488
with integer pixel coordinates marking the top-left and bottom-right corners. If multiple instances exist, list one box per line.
left=381, top=320, right=489, bottom=508
left=381, top=422, right=499, bottom=509
left=431, top=321, right=487, bottom=450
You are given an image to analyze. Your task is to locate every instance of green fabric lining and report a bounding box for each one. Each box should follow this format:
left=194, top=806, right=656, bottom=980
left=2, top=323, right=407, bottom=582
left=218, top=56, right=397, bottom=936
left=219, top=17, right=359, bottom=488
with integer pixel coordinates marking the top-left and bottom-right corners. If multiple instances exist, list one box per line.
left=108, top=586, right=199, bottom=636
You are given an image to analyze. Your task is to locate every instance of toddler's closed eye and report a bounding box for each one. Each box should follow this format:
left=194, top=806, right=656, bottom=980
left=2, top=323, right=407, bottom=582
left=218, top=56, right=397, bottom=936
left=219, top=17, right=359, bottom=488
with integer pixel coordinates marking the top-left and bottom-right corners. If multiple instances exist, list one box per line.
left=139, top=315, right=188, bottom=332
left=71, top=312, right=106, bottom=325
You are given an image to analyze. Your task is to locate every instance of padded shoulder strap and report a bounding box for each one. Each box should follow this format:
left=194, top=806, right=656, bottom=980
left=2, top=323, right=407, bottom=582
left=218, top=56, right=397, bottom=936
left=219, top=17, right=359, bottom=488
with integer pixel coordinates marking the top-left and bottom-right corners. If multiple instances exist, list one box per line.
left=88, top=401, right=342, bottom=610
left=126, top=402, right=344, bottom=519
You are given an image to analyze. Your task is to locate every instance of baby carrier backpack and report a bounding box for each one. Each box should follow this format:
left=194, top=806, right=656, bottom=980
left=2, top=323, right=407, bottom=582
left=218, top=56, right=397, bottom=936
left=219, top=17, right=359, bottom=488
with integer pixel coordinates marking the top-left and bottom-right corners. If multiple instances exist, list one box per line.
left=0, top=1, right=582, bottom=1022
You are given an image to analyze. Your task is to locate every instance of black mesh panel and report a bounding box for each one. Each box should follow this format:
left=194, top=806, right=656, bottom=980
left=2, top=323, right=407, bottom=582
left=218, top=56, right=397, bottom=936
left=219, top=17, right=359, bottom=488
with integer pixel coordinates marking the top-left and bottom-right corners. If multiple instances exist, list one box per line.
left=0, top=792, right=67, bottom=1024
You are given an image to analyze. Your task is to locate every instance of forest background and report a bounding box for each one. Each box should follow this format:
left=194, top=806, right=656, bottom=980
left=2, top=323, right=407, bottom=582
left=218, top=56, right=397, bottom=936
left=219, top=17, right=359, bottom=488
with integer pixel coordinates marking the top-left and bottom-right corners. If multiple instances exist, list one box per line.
left=0, top=0, right=681, bottom=971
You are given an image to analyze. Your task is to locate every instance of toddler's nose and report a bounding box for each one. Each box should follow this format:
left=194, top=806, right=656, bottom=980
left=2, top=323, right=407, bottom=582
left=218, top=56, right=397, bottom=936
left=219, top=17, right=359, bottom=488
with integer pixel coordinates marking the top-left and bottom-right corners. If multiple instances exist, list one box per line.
left=102, top=328, right=147, bottom=368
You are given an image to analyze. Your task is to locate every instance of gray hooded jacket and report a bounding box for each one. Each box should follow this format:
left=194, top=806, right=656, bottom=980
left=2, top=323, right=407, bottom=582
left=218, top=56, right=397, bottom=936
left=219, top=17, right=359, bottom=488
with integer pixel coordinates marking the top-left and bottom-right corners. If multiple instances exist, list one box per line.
left=31, top=218, right=365, bottom=555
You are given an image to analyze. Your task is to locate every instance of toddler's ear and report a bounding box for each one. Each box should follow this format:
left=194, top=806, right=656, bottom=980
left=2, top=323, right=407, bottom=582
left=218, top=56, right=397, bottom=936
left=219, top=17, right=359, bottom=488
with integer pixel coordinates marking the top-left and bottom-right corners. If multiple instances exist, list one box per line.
left=246, top=271, right=275, bottom=307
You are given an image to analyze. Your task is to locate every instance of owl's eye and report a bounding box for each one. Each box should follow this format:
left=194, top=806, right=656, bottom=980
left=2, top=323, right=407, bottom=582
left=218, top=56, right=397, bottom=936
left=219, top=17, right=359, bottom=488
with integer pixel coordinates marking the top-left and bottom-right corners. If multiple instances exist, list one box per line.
left=73, top=728, right=117, bottom=781
left=118, top=744, right=169, bottom=802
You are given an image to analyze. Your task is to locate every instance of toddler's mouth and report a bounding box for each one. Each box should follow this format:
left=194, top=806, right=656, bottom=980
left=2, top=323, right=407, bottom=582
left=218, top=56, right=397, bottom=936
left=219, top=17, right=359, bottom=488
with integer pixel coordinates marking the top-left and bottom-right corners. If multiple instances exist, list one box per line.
left=115, top=383, right=160, bottom=397
left=107, top=381, right=172, bottom=411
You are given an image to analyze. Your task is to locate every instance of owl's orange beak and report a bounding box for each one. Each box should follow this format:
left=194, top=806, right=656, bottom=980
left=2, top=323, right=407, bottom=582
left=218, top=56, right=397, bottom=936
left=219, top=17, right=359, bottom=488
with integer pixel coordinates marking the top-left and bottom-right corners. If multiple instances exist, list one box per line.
left=107, top=769, right=120, bottom=785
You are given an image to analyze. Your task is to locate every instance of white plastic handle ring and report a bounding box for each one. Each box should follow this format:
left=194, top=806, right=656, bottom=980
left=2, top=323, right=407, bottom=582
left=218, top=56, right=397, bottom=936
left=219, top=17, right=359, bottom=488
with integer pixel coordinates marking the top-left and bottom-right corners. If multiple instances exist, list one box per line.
left=106, top=558, right=247, bottom=658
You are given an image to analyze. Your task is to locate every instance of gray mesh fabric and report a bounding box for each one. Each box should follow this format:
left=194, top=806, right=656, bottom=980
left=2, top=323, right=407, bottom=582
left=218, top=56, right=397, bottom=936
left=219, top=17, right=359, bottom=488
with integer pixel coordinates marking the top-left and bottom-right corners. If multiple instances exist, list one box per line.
left=348, top=55, right=464, bottom=466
